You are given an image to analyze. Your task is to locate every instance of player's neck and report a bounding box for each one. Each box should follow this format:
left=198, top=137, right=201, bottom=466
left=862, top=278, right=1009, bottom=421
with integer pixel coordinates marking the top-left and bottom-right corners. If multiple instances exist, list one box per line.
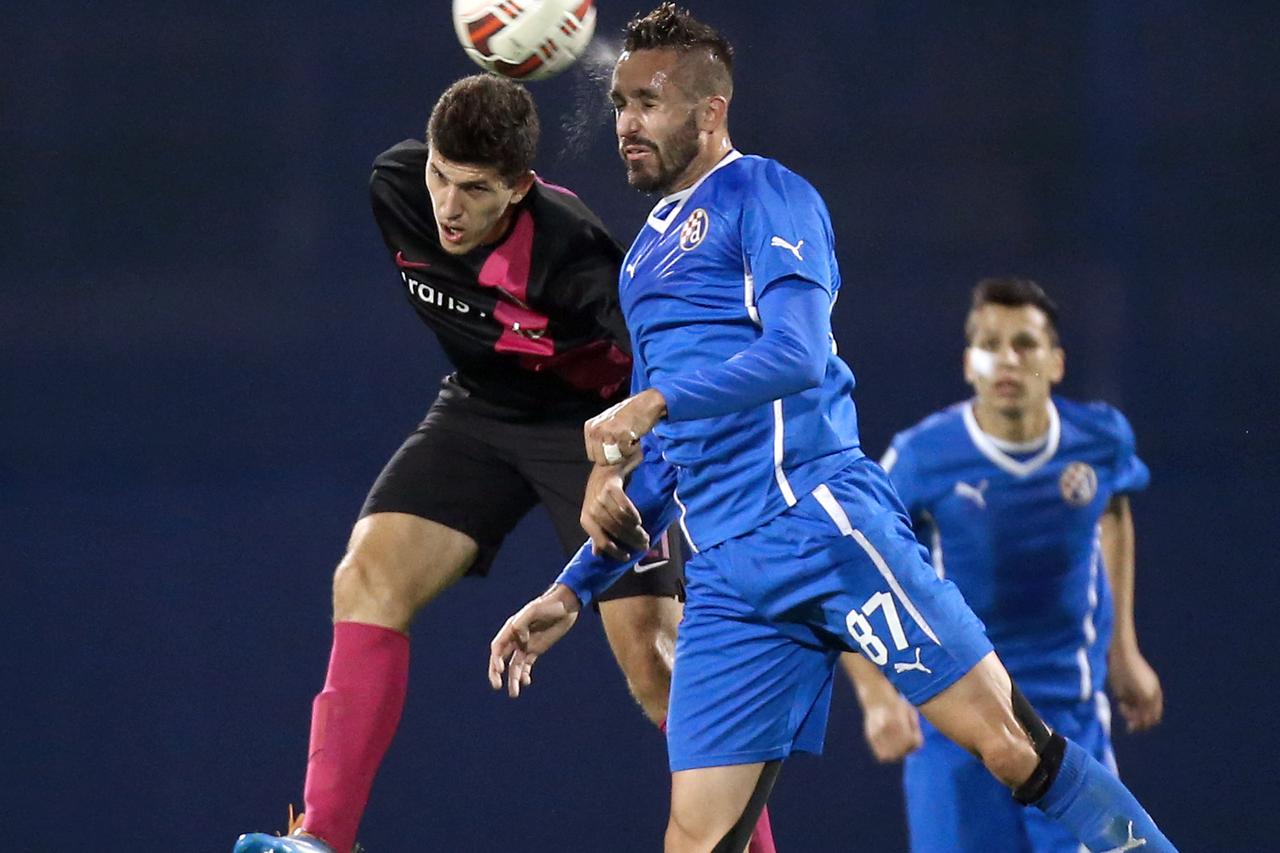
left=972, top=399, right=1050, bottom=444
left=667, top=135, right=734, bottom=194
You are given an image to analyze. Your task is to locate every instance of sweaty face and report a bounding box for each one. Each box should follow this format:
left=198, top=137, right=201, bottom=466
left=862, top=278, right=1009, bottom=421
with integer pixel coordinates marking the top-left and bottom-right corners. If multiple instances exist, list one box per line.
left=424, top=150, right=525, bottom=255
left=611, top=49, right=703, bottom=194
left=964, top=304, right=1064, bottom=415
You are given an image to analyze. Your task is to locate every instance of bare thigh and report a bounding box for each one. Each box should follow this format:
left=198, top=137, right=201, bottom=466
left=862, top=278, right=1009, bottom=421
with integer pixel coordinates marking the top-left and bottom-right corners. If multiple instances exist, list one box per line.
left=667, top=762, right=765, bottom=853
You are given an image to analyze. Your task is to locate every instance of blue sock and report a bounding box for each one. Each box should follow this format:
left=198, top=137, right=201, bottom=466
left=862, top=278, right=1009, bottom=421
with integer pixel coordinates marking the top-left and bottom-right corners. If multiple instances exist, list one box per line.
left=1034, top=738, right=1176, bottom=852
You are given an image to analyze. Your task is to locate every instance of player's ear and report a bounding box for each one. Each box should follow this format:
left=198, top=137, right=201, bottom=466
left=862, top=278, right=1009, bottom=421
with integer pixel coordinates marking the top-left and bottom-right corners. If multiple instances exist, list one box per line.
left=509, top=171, right=536, bottom=204
left=700, top=95, right=729, bottom=132
left=1049, top=346, right=1065, bottom=384
left=963, top=347, right=978, bottom=386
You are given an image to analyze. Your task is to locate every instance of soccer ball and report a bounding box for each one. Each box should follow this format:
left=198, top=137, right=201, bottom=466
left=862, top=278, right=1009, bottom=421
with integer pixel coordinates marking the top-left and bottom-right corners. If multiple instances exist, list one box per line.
left=452, top=0, right=597, bottom=81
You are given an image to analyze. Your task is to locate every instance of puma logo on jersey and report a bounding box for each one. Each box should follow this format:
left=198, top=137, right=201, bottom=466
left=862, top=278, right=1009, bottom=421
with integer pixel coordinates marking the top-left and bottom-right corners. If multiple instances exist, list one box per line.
left=893, top=647, right=932, bottom=675
left=953, top=479, right=988, bottom=509
left=770, top=236, right=805, bottom=261
left=1099, top=821, right=1147, bottom=852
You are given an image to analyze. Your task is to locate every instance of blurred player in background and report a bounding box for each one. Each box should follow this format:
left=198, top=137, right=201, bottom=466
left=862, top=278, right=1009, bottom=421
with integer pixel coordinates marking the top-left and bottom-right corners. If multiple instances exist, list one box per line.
left=233, top=74, right=691, bottom=853
left=488, top=6, right=1176, bottom=852
left=843, top=277, right=1164, bottom=852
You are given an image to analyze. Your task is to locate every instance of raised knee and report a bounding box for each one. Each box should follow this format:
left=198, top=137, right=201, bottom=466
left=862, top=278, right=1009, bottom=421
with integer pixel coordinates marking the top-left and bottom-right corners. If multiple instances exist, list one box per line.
left=332, top=550, right=414, bottom=629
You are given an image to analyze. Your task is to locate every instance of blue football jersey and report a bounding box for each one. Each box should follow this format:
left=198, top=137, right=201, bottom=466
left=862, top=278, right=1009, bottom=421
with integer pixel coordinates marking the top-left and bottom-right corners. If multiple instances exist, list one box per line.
left=620, top=151, right=862, bottom=552
left=882, top=396, right=1149, bottom=706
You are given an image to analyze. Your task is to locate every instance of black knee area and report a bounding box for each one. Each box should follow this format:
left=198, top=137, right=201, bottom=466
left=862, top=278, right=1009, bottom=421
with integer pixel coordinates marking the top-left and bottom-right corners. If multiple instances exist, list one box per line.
left=1012, top=732, right=1067, bottom=805
left=1010, top=681, right=1052, bottom=752
left=710, top=760, right=781, bottom=853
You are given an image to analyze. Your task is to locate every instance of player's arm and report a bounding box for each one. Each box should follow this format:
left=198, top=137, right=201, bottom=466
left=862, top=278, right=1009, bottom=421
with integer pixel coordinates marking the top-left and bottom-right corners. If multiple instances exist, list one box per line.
left=839, top=652, right=923, bottom=763
left=582, top=279, right=831, bottom=462
left=1099, top=493, right=1163, bottom=732
left=488, top=437, right=678, bottom=697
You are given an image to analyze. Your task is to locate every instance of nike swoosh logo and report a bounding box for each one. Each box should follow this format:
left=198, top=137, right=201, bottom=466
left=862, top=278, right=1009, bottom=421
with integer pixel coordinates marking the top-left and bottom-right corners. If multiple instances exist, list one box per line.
left=633, top=559, right=668, bottom=574
left=395, top=251, right=430, bottom=270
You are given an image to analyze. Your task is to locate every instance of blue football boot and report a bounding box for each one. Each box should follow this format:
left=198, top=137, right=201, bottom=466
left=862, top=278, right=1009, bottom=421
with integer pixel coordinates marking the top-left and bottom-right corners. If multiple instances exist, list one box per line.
left=233, top=831, right=336, bottom=853
left=233, top=808, right=361, bottom=853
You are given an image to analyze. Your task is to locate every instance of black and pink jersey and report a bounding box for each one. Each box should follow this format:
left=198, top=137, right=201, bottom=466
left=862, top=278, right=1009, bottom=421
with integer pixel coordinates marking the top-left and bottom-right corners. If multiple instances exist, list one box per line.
left=370, top=139, right=632, bottom=420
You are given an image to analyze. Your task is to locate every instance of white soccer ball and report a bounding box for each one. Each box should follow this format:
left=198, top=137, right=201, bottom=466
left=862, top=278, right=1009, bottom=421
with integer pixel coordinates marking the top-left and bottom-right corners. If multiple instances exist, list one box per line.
left=452, top=0, right=597, bottom=81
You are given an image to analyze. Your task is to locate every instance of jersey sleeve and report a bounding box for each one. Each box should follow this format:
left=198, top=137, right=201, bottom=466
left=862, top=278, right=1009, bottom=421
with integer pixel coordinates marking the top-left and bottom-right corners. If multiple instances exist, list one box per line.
left=653, top=277, right=830, bottom=421
left=554, top=434, right=679, bottom=607
left=739, top=162, right=839, bottom=299
left=881, top=432, right=926, bottom=516
left=1107, top=406, right=1150, bottom=494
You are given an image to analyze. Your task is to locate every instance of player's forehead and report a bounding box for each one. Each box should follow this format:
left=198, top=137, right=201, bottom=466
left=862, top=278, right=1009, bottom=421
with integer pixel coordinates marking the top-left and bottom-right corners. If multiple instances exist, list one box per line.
left=612, top=48, right=685, bottom=98
left=968, top=303, right=1053, bottom=338
left=426, top=148, right=506, bottom=187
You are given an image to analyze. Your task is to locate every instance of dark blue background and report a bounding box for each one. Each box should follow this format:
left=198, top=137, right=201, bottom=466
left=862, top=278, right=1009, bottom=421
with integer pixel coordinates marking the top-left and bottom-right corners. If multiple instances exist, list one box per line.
left=4, top=2, right=1276, bottom=850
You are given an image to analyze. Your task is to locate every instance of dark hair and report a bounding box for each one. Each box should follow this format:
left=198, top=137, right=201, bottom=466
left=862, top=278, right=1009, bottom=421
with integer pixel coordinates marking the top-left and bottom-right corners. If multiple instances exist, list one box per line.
left=623, top=3, right=734, bottom=98
left=966, top=277, right=1061, bottom=344
left=426, top=74, right=539, bottom=185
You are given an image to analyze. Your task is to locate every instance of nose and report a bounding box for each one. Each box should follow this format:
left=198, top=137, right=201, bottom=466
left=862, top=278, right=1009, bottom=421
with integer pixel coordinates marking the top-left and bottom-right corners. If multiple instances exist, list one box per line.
left=994, top=342, right=1020, bottom=367
left=616, top=105, right=640, bottom=140
left=437, top=185, right=463, bottom=222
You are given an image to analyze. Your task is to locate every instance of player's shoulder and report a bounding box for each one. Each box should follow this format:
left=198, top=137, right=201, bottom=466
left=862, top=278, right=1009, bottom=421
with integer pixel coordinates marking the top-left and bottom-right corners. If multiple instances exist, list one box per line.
left=1054, top=395, right=1136, bottom=449
left=526, top=176, right=607, bottom=234
left=885, top=402, right=969, bottom=468
left=369, top=139, right=429, bottom=210
left=524, top=177, right=622, bottom=260
left=897, top=401, right=969, bottom=448
left=723, top=154, right=823, bottom=201
left=371, top=138, right=427, bottom=182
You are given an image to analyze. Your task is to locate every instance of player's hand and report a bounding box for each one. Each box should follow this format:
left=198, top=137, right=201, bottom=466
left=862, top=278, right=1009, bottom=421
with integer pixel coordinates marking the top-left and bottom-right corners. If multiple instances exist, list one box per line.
left=488, top=584, right=582, bottom=698
left=584, top=388, right=667, bottom=466
left=861, top=692, right=923, bottom=763
left=1108, top=646, right=1164, bottom=732
left=582, top=463, right=649, bottom=560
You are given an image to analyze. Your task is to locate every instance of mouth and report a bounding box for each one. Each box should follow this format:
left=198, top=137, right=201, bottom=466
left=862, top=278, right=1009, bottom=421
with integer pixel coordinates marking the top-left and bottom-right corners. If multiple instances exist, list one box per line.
left=622, top=143, right=655, bottom=163
left=993, top=378, right=1024, bottom=396
left=440, top=224, right=466, bottom=245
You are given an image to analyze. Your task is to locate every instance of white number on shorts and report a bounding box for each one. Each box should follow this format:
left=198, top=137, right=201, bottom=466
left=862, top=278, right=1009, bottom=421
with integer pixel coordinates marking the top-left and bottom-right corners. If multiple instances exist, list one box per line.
left=845, top=591, right=910, bottom=665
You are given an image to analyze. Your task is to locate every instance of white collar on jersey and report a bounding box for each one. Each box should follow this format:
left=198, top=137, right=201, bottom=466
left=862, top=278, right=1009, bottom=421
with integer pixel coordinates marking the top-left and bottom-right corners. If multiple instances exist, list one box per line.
left=644, top=149, right=744, bottom=233
left=962, top=398, right=1061, bottom=477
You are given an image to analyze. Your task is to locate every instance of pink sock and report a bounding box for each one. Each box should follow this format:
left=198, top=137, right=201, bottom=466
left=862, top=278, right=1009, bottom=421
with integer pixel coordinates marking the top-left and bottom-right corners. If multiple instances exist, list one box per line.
left=749, top=805, right=777, bottom=853
left=302, top=622, right=409, bottom=853
left=658, top=719, right=777, bottom=851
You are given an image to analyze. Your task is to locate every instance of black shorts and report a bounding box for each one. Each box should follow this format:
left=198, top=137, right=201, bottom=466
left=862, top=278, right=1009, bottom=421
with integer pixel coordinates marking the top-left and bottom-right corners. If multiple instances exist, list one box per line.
left=360, top=391, right=684, bottom=603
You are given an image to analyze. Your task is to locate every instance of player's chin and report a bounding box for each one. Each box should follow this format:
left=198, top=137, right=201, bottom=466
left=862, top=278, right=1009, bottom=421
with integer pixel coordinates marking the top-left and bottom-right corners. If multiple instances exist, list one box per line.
left=625, top=163, right=663, bottom=193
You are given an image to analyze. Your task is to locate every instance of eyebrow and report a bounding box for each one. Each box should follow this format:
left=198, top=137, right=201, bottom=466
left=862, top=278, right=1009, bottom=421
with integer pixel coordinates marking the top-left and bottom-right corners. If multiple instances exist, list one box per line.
left=611, top=86, right=661, bottom=100
left=430, top=162, right=493, bottom=190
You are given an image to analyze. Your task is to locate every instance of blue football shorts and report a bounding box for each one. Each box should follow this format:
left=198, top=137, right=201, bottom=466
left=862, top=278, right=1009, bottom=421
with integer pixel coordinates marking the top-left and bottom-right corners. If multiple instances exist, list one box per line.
left=665, top=456, right=993, bottom=772
left=904, top=692, right=1117, bottom=852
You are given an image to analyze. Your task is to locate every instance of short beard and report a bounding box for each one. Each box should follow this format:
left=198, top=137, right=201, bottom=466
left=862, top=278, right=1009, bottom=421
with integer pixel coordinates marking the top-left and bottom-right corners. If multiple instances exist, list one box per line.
left=626, top=113, right=700, bottom=194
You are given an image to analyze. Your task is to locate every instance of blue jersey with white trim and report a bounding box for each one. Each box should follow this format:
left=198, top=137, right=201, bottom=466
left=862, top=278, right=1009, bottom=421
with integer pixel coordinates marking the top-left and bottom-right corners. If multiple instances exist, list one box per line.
left=621, top=152, right=861, bottom=551
left=882, top=396, right=1149, bottom=706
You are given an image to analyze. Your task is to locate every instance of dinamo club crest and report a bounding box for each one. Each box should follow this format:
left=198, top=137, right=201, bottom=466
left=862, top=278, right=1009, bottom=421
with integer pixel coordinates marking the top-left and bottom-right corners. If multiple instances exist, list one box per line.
left=1059, top=461, right=1098, bottom=507
left=679, top=208, right=709, bottom=250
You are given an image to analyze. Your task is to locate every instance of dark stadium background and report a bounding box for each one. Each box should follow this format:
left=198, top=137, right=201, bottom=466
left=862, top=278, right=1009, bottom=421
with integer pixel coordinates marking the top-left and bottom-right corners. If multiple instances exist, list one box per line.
left=4, top=2, right=1275, bottom=849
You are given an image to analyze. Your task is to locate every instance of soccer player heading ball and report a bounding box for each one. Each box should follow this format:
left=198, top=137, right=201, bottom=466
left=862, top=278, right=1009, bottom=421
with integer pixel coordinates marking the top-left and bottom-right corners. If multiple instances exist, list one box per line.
left=489, top=5, right=1178, bottom=851
left=844, top=277, right=1165, bottom=851
left=232, top=73, right=706, bottom=852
